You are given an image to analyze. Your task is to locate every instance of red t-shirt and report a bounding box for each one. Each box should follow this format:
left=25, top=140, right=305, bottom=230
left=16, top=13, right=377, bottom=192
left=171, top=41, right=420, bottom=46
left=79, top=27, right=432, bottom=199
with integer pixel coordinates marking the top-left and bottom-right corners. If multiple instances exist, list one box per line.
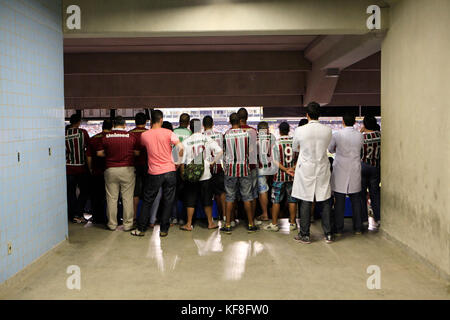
left=87, top=131, right=107, bottom=175
left=241, top=124, right=258, bottom=170
left=141, top=128, right=179, bottom=175
left=100, top=129, right=138, bottom=168
left=128, top=126, right=148, bottom=168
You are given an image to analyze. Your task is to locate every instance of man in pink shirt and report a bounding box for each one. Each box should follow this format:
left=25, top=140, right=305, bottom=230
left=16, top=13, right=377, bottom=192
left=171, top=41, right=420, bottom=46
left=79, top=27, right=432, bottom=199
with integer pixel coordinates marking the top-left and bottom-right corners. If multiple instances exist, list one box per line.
left=131, top=110, right=184, bottom=237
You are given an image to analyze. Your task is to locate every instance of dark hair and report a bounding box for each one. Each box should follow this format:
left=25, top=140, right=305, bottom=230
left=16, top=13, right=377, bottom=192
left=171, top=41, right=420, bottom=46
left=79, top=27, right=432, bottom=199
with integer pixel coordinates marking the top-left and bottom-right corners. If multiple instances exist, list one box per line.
left=190, top=118, right=201, bottom=133
left=102, top=119, right=113, bottom=131
left=202, top=115, right=213, bottom=129
left=114, top=116, right=125, bottom=126
left=298, top=118, right=308, bottom=127
left=162, top=121, right=173, bottom=131
left=179, top=113, right=190, bottom=127
left=306, top=102, right=320, bottom=120
left=279, top=122, right=290, bottom=135
left=229, top=112, right=240, bottom=126
left=237, top=108, right=248, bottom=122
left=257, top=121, right=268, bottom=131
left=343, top=113, right=356, bottom=127
left=363, top=115, right=378, bottom=131
left=151, top=109, right=164, bottom=124
left=69, top=114, right=81, bottom=125
left=135, top=112, right=147, bottom=126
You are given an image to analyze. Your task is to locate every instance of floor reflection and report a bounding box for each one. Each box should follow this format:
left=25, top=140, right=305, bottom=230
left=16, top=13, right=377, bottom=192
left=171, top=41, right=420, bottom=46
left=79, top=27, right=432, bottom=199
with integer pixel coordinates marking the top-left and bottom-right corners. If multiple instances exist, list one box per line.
left=193, top=229, right=223, bottom=256
left=146, top=225, right=165, bottom=272
left=224, top=240, right=264, bottom=281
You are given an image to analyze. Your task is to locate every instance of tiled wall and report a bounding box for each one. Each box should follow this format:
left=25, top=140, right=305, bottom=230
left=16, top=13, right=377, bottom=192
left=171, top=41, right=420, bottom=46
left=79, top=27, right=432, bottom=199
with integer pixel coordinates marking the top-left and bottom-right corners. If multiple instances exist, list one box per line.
left=0, top=0, right=67, bottom=283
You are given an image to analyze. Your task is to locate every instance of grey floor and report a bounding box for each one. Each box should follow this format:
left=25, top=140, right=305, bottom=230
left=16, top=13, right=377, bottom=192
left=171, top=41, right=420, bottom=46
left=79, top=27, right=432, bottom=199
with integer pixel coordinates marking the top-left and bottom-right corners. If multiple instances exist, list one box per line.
left=0, top=219, right=448, bottom=300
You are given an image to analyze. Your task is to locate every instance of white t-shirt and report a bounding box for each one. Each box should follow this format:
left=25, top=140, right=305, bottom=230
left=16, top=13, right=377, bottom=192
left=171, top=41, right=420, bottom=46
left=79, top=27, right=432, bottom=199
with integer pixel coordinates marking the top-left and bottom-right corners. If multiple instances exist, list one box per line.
left=182, top=132, right=222, bottom=181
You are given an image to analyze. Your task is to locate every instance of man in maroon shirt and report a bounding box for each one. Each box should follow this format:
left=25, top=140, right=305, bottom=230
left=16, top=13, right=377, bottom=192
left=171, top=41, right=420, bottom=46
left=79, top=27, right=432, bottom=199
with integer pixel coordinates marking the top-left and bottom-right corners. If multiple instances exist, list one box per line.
left=65, top=114, right=90, bottom=224
left=97, top=116, right=140, bottom=231
left=128, top=112, right=148, bottom=223
left=87, top=119, right=112, bottom=225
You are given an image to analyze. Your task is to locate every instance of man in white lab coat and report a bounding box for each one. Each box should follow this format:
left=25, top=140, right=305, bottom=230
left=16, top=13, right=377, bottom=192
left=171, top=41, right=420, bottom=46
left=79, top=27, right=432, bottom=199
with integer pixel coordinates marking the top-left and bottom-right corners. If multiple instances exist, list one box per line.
left=291, top=102, right=333, bottom=244
left=328, top=113, right=364, bottom=235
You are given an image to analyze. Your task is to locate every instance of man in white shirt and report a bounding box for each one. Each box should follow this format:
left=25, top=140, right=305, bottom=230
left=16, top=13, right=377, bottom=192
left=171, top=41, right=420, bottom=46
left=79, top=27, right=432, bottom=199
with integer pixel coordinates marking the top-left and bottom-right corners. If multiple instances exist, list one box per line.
left=179, top=119, right=222, bottom=231
left=292, top=102, right=333, bottom=244
left=328, top=113, right=364, bottom=235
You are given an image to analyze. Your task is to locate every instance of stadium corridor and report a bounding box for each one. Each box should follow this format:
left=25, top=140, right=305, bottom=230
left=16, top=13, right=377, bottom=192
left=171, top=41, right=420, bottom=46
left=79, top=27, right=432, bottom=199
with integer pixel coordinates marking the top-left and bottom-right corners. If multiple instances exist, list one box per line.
left=0, top=220, right=447, bottom=300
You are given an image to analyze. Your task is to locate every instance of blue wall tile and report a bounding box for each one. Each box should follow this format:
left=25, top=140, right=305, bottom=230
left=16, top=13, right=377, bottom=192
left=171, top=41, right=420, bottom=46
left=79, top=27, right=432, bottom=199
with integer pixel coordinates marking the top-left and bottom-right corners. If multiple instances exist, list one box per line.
left=0, top=0, right=67, bottom=283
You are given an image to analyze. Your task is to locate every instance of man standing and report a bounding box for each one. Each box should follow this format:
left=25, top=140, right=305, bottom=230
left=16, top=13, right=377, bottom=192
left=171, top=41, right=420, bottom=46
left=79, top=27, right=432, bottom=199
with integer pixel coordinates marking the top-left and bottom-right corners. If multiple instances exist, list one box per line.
left=292, top=102, right=333, bottom=244
left=128, top=112, right=149, bottom=223
left=65, top=114, right=90, bottom=224
left=179, top=119, right=222, bottom=231
left=171, top=113, right=192, bottom=225
left=237, top=108, right=259, bottom=222
left=264, top=122, right=298, bottom=232
left=97, top=116, right=139, bottom=231
left=328, top=113, right=364, bottom=236
left=360, top=115, right=381, bottom=230
left=203, top=115, right=226, bottom=221
left=132, top=110, right=184, bottom=237
left=256, top=121, right=276, bottom=222
left=87, top=119, right=112, bottom=225
left=220, top=113, right=257, bottom=234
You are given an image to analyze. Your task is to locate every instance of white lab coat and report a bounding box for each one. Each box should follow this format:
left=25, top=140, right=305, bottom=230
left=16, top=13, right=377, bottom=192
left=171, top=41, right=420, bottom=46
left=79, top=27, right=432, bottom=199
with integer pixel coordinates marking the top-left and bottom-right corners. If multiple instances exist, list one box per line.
left=292, top=120, right=332, bottom=202
left=328, top=127, right=364, bottom=194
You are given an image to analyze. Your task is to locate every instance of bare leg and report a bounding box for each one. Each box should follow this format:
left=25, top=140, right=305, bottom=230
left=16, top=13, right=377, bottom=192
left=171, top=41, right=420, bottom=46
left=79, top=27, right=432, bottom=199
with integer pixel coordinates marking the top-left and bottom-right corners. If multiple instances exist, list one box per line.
left=258, top=192, right=269, bottom=220
left=204, top=206, right=217, bottom=228
left=245, top=201, right=254, bottom=226
left=215, top=193, right=226, bottom=221
left=181, top=207, right=195, bottom=231
left=289, top=203, right=297, bottom=224
left=271, top=203, right=280, bottom=225
left=225, top=201, right=234, bottom=226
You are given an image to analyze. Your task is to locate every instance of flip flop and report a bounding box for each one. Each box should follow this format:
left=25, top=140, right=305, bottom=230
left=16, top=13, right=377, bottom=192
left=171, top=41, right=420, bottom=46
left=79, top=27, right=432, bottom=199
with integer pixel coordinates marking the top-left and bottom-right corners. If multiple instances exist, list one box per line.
left=180, top=225, right=192, bottom=231
left=208, top=225, right=219, bottom=230
left=256, top=216, right=270, bottom=222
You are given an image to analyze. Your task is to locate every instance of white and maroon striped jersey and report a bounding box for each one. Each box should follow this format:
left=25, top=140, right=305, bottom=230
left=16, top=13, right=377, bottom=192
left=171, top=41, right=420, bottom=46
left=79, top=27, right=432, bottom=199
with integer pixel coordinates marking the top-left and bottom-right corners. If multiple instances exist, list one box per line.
left=223, top=128, right=250, bottom=177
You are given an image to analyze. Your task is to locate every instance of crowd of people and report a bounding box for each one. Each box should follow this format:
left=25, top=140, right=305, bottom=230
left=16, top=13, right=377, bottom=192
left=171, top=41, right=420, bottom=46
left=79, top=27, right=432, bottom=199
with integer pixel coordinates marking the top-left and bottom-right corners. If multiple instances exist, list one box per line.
left=65, top=103, right=381, bottom=243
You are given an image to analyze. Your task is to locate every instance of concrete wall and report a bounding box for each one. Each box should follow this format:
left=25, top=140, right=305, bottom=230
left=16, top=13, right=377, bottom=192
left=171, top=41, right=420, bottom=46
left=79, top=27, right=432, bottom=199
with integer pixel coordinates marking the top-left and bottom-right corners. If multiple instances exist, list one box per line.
left=62, top=0, right=389, bottom=37
left=381, top=0, right=450, bottom=278
left=0, top=0, right=67, bottom=283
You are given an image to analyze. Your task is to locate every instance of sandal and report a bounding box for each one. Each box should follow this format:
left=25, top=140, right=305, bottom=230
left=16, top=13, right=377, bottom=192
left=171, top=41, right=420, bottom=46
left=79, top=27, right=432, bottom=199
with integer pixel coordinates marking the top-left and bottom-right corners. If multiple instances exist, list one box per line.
left=180, top=225, right=192, bottom=231
left=130, top=229, right=145, bottom=237
left=208, top=225, right=219, bottom=230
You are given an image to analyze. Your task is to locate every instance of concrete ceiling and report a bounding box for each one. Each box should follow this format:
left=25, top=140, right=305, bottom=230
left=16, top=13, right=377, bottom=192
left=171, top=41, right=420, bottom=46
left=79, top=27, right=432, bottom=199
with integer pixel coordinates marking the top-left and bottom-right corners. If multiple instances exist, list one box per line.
left=64, top=35, right=380, bottom=111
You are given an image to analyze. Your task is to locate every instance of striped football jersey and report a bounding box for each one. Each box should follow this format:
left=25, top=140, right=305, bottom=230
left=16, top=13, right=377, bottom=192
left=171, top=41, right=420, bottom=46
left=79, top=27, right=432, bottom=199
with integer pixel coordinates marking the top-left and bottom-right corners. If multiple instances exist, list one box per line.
left=273, top=136, right=297, bottom=182
left=223, top=128, right=250, bottom=177
left=361, top=131, right=381, bottom=168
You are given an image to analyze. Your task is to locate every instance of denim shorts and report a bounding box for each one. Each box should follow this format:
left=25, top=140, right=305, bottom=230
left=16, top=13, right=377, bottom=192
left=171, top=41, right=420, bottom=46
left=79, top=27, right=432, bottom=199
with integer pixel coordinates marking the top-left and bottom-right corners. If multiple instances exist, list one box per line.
left=271, top=181, right=297, bottom=203
left=250, top=169, right=258, bottom=199
left=257, top=175, right=270, bottom=194
left=225, top=175, right=253, bottom=202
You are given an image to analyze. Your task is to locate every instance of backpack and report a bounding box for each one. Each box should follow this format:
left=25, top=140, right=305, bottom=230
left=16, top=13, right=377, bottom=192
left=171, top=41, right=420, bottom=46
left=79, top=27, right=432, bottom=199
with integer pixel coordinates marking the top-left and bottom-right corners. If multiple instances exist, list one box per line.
left=183, top=141, right=205, bottom=183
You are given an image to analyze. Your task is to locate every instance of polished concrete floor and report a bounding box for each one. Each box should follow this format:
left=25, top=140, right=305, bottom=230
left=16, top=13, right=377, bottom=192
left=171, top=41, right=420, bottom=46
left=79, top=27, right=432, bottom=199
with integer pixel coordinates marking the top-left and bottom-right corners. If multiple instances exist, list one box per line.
left=0, top=219, right=448, bottom=299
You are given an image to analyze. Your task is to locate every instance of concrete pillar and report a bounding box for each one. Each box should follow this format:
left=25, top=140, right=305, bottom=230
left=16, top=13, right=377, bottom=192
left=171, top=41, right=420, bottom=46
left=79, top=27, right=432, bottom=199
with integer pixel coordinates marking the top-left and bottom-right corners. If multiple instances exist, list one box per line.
left=381, top=0, right=450, bottom=278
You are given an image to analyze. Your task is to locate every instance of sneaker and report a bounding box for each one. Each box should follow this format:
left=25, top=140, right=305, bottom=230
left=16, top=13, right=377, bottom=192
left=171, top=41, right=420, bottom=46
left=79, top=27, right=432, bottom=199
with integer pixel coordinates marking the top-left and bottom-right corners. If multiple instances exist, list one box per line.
left=220, top=226, right=232, bottom=234
left=325, top=234, right=334, bottom=243
left=230, top=221, right=236, bottom=228
left=334, top=232, right=343, bottom=237
left=354, top=230, right=362, bottom=235
left=289, top=223, right=297, bottom=231
left=247, top=225, right=258, bottom=233
left=294, top=235, right=311, bottom=244
left=254, top=219, right=262, bottom=226
left=170, top=218, right=178, bottom=225
left=178, top=219, right=185, bottom=226
left=263, top=223, right=279, bottom=232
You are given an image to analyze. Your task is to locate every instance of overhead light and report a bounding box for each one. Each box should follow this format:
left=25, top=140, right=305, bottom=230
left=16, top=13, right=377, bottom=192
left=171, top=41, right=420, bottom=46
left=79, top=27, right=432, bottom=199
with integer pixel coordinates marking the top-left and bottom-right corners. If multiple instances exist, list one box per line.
left=325, top=68, right=340, bottom=78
